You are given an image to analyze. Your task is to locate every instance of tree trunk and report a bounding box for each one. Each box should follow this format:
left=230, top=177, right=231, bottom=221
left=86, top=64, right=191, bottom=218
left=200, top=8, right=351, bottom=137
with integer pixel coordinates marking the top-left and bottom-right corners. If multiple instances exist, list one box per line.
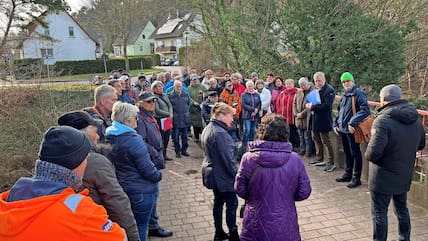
left=0, top=0, right=17, bottom=56
left=420, top=57, right=428, bottom=98
left=123, top=39, right=130, bottom=72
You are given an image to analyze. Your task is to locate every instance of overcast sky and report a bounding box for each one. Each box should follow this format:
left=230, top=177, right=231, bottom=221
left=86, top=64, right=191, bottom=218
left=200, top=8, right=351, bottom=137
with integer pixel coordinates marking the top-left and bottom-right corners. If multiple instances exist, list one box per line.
left=66, top=0, right=93, bottom=12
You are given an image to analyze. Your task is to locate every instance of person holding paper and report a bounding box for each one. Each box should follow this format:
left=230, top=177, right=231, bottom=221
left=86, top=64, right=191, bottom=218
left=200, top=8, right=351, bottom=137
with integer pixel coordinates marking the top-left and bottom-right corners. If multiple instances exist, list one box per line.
left=305, top=72, right=336, bottom=172
left=136, top=91, right=174, bottom=238
left=152, top=81, right=174, bottom=161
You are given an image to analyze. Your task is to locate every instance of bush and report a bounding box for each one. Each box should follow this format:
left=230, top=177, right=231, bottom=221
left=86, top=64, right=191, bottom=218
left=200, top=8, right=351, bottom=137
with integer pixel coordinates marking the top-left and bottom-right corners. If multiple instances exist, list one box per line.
left=13, top=56, right=155, bottom=79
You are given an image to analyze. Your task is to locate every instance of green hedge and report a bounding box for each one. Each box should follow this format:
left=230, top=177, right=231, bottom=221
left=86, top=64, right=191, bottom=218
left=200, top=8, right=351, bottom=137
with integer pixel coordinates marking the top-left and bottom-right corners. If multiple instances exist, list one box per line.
left=13, top=55, right=158, bottom=79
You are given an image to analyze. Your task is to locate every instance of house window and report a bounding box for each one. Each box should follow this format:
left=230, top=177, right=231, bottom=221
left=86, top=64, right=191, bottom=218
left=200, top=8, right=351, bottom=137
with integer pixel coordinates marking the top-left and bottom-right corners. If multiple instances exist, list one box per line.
left=40, top=48, right=53, bottom=58
left=44, top=28, right=50, bottom=36
left=113, top=46, right=121, bottom=57
left=140, top=45, right=143, bottom=51
left=142, top=34, right=146, bottom=39
left=68, top=26, right=74, bottom=37
left=157, top=41, right=164, bottom=47
left=150, top=43, right=154, bottom=53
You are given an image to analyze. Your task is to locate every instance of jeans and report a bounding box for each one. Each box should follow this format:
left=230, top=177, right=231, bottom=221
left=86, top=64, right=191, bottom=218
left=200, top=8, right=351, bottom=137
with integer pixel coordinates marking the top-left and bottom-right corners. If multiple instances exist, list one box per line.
left=371, top=191, right=410, bottom=241
left=160, top=129, right=171, bottom=156
left=213, top=189, right=238, bottom=233
left=128, top=192, right=157, bottom=241
left=149, top=188, right=160, bottom=230
left=298, top=128, right=314, bottom=155
left=173, top=127, right=189, bottom=154
left=242, top=119, right=257, bottom=149
left=340, top=132, right=362, bottom=178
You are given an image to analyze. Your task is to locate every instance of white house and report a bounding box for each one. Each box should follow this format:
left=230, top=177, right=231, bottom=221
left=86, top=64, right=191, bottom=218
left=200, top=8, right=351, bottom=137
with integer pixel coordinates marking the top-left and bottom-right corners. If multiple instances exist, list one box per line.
left=19, top=11, right=97, bottom=61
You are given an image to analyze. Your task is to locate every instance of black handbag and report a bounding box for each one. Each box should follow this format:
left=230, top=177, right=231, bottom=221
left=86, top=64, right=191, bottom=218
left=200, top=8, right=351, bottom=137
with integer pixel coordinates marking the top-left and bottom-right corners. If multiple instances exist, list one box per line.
left=201, top=159, right=214, bottom=189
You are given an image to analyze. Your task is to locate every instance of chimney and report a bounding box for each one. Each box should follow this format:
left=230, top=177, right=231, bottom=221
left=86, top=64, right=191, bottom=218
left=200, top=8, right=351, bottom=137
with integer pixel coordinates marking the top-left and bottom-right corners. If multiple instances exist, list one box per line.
left=176, top=9, right=179, bottom=18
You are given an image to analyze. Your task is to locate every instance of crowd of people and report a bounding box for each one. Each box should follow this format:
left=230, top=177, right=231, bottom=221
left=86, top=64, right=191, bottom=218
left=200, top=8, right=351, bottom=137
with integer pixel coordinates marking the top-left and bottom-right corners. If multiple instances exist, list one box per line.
left=0, top=67, right=425, bottom=241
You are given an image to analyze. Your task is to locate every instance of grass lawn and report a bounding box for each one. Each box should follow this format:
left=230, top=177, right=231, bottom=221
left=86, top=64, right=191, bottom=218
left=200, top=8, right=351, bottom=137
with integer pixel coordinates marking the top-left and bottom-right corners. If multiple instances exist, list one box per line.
left=32, top=67, right=165, bottom=82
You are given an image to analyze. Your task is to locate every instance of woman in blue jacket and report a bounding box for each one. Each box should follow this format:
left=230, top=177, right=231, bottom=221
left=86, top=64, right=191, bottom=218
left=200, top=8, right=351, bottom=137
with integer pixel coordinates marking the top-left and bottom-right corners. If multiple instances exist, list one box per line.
left=106, top=102, right=162, bottom=241
left=241, top=80, right=261, bottom=149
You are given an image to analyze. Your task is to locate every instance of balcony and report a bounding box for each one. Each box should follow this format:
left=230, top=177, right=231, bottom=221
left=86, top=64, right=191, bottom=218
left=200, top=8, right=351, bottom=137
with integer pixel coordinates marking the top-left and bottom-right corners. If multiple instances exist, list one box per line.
left=155, top=46, right=177, bottom=53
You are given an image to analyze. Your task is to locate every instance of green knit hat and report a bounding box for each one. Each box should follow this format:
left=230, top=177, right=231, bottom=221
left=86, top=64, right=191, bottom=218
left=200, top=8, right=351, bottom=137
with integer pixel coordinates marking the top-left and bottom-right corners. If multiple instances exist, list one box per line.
left=340, top=72, right=354, bottom=83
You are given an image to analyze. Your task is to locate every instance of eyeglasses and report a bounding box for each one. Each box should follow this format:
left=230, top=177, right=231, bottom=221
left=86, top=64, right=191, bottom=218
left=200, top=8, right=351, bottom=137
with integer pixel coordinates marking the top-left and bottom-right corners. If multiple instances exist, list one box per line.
left=145, top=99, right=156, bottom=104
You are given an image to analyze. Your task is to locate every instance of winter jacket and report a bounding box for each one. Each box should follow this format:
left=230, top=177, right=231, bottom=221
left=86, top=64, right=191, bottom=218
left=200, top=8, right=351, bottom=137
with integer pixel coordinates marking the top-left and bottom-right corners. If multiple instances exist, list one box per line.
left=84, top=106, right=111, bottom=142
left=334, top=85, right=370, bottom=133
left=0, top=179, right=126, bottom=241
left=168, top=91, right=191, bottom=128
left=293, top=84, right=314, bottom=130
left=235, top=141, right=311, bottom=241
left=105, top=121, right=162, bottom=194
left=136, top=108, right=165, bottom=170
left=270, top=85, right=285, bottom=112
left=257, top=88, right=272, bottom=117
left=201, top=119, right=237, bottom=192
left=241, top=91, right=262, bottom=121
left=233, top=83, right=246, bottom=97
left=365, top=100, right=425, bottom=194
left=276, top=87, right=298, bottom=125
left=84, top=149, right=139, bottom=241
left=188, top=84, right=207, bottom=127
left=153, top=92, right=173, bottom=120
left=310, top=83, right=335, bottom=133
left=220, top=88, right=242, bottom=119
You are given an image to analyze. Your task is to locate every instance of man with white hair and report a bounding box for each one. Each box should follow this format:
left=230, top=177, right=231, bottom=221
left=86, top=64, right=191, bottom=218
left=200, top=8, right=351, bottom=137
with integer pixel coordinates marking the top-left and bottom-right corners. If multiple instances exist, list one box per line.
left=168, top=81, right=191, bottom=158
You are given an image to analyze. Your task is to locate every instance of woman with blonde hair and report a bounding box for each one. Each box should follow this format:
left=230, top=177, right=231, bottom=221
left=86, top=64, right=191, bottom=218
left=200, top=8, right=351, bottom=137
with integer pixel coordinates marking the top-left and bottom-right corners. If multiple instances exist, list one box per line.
left=201, top=102, right=240, bottom=241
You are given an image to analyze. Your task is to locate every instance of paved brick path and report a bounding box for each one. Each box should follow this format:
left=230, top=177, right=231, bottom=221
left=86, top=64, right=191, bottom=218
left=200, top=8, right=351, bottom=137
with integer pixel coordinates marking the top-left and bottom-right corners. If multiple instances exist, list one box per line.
left=150, top=140, right=428, bottom=241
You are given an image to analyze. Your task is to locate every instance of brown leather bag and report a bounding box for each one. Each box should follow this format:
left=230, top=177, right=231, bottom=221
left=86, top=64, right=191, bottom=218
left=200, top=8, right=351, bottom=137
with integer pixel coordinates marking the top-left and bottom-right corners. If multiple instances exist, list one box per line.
left=352, top=96, right=374, bottom=143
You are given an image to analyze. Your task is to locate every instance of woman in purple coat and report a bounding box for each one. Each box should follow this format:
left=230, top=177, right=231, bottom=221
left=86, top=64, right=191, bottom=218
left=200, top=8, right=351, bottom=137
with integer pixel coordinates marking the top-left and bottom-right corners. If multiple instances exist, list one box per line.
left=235, top=114, right=311, bottom=241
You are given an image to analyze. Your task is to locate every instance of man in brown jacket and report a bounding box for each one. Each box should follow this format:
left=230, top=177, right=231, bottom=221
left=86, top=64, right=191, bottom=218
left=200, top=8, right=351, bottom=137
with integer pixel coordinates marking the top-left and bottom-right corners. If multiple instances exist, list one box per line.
left=58, top=110, right=140, bottom=241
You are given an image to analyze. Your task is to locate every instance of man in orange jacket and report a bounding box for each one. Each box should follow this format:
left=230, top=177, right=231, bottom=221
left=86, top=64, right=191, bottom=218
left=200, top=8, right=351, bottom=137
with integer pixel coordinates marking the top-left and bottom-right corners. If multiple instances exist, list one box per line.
left=0, top=126, right=127, bottom=241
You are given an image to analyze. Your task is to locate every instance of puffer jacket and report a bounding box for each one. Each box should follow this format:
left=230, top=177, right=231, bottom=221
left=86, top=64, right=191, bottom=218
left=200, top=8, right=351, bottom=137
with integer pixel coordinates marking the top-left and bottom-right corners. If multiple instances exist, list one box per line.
left=168, top=91, right=191, bottom=128
left=235, top=141, right=311, bottom=241
left=105, top=121, right=162, bottom=194
left=241, top=90, right=261, bottom=120
left=201, top=119, right=237, bottom=192
left=257, top=87, right=272, bottom=117
left=276, top=87, right=298, bottom=125
left=334, top=85, right=370, bottom=133
left=188, top=83, right=207, bottom=127
left=365, top=99, right=425, bottom=194
left=153, top=91, right=173, bottom=120
left=293, top=84, right=314, bottom=130
left=220, top=88, right=242, bottom=119
left=0, top=179, right=126, bottom=241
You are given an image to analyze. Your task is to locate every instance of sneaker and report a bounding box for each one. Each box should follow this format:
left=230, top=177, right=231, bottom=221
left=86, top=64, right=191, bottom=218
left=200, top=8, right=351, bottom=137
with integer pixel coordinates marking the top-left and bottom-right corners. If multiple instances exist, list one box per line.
left=324, top=163, right=336, bottom=172
left=309, top=159, right=323, bottom=165
left=313, top=161, right=327, bottom=166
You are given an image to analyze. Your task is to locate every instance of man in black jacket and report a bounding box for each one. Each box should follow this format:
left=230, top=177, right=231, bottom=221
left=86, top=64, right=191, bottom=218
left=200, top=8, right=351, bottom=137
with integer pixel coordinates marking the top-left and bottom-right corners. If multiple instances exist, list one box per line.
left=305, top=72, right=336, bottom=172
left=365, top=84, right=425, bottom=241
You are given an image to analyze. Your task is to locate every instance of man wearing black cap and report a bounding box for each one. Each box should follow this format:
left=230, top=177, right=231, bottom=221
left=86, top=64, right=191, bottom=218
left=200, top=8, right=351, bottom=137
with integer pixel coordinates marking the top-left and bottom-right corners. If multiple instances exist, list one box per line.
left=0, top=126, right=126, bottom=240
left=365, top=84, right=425, bottom=241
left=136, top=92, right=173, bottom=238
left=58, top=111, right=140, bottom=241
left=201, top=91, right=220, bottom=126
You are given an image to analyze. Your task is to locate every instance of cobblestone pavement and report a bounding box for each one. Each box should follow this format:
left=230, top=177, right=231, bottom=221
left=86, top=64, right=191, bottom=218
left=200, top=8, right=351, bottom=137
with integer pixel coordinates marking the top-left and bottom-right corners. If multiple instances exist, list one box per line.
left=150, top=140, right=428, bottom=241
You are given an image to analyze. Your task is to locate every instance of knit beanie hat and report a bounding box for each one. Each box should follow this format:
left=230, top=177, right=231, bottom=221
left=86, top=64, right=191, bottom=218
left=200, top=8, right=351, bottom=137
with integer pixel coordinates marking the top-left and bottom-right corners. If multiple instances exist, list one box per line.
left=379, top=84, right=401, bottom=102
left=38, top=126, right=91, bottom=170
left=340, top=72, right=354, bottom=83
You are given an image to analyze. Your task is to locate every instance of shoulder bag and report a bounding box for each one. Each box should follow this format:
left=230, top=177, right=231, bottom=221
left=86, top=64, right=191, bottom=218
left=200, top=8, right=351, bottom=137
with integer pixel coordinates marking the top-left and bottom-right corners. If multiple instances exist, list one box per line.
left=351, top=96, right=374, bottom=143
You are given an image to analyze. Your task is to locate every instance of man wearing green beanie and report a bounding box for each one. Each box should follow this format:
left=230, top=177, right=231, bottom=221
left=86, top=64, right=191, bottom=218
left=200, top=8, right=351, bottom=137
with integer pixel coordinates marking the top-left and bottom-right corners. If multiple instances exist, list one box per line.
left=333, top=72, right=370, bottom=188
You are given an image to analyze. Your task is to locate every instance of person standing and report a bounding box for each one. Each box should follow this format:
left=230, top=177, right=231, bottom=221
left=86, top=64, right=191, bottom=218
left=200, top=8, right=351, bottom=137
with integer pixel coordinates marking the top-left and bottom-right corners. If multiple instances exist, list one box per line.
left=255, top=80, right=271, bottom=119
left=293, top=77, right=315, bottom=157
left=201, top=102, right=240, bottom=241
left=365, top=84, right=425, bottom=241
left=270, top=76, right=286, bottom=112
left=235, top=114, right=311, bottom=241
left=83, top=84, right=117, bottom=142
left=136, top=92, right=173, bottom=238
left=168, top=81, right=191, bottom=158
left=276, top=78, right=299, bottom=148
left=220, top=80, right=242, bottom=140
left=0, top=126, right=126, bottom=241
left=305, top=72, right=336, bottom=172
left=106, top=102, right=162, bottom=241
left=58, top=111, right=140, bottom=241
left=188, top=74, right=207, bottom=142
left=333, top=72, right=370, bottom=188
left=152, top=80, right=173, bottom=161
left=241, top=80, right=262, bottom=149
